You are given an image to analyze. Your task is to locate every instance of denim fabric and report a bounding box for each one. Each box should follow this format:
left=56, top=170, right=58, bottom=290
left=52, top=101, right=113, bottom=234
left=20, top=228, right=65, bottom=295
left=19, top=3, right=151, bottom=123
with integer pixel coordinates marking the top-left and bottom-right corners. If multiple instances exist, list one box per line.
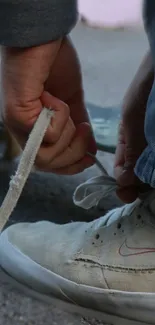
left=0, top=0, right=77, bottom=47
left=135, top=0, right=155, bottom=186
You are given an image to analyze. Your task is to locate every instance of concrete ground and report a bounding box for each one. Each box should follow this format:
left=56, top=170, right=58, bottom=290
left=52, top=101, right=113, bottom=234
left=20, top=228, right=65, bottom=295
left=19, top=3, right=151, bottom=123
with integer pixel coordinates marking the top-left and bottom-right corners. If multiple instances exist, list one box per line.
left=0, top=23, right=148, bottom=325
left=71, top=23, right=148, bottom=107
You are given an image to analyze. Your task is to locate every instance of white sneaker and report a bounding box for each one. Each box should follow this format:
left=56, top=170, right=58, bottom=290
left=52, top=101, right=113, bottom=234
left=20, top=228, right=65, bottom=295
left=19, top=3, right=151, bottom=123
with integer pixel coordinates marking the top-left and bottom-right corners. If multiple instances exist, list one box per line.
left=1, top=182, right=155, bottom=324
left=0, top=108, right=155, bottom=325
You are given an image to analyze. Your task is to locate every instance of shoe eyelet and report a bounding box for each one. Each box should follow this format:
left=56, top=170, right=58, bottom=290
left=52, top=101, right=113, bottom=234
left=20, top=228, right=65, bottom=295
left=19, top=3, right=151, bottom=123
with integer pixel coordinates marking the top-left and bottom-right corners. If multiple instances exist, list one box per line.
left=95, top=233, right=100, bottom=240
left=117, top=223, right=122, bottom=229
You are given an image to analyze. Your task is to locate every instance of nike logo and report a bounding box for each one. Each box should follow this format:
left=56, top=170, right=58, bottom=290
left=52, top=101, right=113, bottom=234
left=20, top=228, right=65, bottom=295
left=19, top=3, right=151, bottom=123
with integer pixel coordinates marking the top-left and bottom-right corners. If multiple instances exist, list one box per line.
left=119, top=239, right=155, bottom=257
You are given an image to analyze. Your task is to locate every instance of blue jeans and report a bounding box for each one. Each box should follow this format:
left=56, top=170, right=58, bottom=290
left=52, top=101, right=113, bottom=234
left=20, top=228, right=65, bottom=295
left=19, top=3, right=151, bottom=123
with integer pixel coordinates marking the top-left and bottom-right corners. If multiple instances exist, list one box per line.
left=135, top=1, right=155, bottom=186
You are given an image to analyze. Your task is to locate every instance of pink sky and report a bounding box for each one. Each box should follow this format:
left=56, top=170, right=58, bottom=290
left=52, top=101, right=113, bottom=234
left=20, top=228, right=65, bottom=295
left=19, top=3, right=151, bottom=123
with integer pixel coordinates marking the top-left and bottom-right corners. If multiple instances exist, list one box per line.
left=78, top=0, right=143, bottom=28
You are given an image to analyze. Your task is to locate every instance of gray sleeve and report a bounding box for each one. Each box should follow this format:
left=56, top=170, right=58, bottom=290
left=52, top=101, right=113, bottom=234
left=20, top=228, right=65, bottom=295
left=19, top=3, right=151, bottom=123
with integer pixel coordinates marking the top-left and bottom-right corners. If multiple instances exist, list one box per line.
left=0, top=0, right=77, bottom=47
left=143, top=0, right=154, bottom=30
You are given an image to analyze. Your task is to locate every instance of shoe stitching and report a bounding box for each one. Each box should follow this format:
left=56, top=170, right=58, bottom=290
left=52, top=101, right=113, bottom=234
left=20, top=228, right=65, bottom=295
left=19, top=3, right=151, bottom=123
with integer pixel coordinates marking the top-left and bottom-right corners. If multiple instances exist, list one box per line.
left=74, top=257, right=155, bottom=273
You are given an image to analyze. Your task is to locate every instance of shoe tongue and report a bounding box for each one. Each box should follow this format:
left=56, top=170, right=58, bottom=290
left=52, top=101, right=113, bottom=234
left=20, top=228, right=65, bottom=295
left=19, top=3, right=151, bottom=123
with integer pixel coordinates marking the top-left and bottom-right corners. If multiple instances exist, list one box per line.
left=73, top=175, right=117, bottom=210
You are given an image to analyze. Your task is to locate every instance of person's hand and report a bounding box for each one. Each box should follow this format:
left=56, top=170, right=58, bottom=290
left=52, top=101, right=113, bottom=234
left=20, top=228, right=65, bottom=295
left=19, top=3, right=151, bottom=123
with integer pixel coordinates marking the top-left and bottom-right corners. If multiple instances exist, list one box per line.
left=114, top=52, right=153, bottom=202
left=114, top=102, right=147, bottom=203
left=1, top=37, right=96, bottom=175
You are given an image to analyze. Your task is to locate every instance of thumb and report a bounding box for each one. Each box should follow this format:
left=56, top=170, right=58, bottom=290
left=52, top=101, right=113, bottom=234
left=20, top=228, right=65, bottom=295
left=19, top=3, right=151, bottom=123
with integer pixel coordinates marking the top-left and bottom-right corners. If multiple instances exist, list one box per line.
left=117, top=147, right=138, bottom=187
left=115, top=140, right=142, bottom=203
left=115, top=121, right=142, bottom=187
left=117, top=121, right=146, bottom=187
left=40, top=91, right=70, bottom=144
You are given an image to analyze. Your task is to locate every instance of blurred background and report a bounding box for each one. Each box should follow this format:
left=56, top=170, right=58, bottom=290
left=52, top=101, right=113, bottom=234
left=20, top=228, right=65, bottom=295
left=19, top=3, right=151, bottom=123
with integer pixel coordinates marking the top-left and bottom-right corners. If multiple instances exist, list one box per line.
left=71, top=0, right=148, bottom=151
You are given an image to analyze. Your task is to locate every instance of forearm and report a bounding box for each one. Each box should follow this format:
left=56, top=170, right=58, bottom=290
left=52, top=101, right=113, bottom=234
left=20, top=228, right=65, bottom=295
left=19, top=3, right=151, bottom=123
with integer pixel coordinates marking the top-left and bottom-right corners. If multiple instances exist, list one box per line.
left=0, top=0, right=77, bottom=47
left=123, top=52, right=154, bottom=108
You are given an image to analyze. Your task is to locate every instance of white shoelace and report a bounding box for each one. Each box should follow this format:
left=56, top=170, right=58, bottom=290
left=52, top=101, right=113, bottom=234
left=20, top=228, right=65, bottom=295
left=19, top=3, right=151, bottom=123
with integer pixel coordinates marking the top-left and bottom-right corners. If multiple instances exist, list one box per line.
left=73, top=175, right=117, bottom=210
left=0, top=108, right=54, bottom=230
left=0, top=108, right=117, bottom=231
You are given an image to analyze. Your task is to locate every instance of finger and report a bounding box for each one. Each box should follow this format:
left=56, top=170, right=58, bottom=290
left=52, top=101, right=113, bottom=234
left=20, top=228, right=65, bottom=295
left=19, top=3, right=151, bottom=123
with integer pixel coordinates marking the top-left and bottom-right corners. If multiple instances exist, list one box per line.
left=41, top=91, right=70, bottom=143
left=114, top=121, right=142, bottom=187
left=114, top=143, right=125, bottom=180
left=5, top=99, right=43, bottom=132
left=114, top=122, right=126, bottom=180
left=120, top=110, right=147, bottom=183
left=43, top=122, right=92, bottom=169
left=36, top=117, right=76, bottom=167
left=65, top=89, right=97, bottom=155
left=67, top=89, right=90, bottom=125
left=87, top=136, right=97, bottom=155
left=116, top=186, right=139, bottom=203
left=43, top=91, right=97, bottom=155
left=48, top=155, right=94, bottom=175
left=7, top=92, right=70, bottom=147
left=67, top=96, right=97, bottom=155
left=116, top=145, right=144, bottom=188
left=114, top=122, right=125, bottom=164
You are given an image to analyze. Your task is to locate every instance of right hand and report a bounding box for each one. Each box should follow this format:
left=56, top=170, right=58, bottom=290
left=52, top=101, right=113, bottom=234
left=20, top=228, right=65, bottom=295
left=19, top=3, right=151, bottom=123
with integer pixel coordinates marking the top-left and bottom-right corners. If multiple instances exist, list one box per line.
left=1, top=37, right=96, bottom=174
left=114, top=53, right=153, bottom=202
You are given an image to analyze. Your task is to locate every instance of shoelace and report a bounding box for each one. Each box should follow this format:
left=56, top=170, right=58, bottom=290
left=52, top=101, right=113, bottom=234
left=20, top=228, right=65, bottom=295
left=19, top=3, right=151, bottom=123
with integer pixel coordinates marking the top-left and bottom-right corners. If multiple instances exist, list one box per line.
left=73, top=174, right=117, bottom=210
left=0, top=108, right=117, bottom=231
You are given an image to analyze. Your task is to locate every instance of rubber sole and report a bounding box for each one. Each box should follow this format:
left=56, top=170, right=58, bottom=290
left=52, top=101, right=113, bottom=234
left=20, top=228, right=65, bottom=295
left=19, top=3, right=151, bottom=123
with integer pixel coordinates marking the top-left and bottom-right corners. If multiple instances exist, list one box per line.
left=0, top=230, right=155, bottom=325
left=0, top=268, right=151, bottom=325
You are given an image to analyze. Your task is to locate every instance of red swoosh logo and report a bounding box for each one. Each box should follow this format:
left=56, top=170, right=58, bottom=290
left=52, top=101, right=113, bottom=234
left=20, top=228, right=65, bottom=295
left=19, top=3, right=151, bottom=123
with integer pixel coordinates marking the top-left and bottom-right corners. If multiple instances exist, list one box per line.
left=119, top=239, right=155, bottom=257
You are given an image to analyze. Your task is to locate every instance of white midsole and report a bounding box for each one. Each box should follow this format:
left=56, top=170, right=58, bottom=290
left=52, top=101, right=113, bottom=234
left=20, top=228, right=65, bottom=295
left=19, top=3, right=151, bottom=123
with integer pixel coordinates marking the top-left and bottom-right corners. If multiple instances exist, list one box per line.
left=0, top=229, right=155, bottom=325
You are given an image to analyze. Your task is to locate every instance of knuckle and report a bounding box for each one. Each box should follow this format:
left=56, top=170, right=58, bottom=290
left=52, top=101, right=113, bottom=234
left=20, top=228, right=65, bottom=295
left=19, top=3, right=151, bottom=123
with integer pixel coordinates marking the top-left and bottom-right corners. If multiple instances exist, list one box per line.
left=4, top=105, right=36, bottom=131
